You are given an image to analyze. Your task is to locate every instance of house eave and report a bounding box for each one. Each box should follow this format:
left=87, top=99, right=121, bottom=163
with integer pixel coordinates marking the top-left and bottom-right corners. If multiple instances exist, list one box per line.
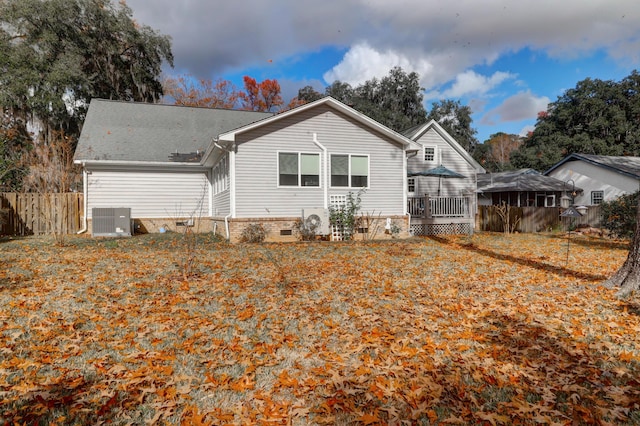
left=75, top=159, right=209, bottom=171
left=545, top=153, right=640, bottom=180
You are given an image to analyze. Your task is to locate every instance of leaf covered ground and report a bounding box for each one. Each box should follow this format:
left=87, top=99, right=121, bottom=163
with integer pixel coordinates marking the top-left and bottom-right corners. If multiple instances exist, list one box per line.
left=0, top=232, right=639, bottom=425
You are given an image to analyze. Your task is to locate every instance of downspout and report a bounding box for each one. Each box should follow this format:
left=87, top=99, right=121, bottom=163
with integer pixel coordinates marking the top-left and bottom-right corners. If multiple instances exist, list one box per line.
left=77, top=164, right=88, bottom=234
left=225, top=213, right=232, bottom=241
left=312, top=133, right=328, bottom=209
left=405, top=150, right=418, bottom=234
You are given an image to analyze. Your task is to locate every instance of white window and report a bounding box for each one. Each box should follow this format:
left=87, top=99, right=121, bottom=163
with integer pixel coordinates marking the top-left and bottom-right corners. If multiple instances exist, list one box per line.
left=424, top=146, right=437, bottom=162
left=408, top=177, right=415, bottom=193
left=212, top=155, right=228, bottom=195
left=278, top=152, right=320, bottom=187
left=330, top=154, right=369, bottom=188
left=591, top=190, right=604, bottom=205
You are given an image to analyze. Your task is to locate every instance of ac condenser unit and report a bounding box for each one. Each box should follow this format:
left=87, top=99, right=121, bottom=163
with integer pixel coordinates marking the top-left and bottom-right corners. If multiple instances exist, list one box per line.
left=92, top=207, right=132, bottom=237
left=302, top=208, right=330, bottom=235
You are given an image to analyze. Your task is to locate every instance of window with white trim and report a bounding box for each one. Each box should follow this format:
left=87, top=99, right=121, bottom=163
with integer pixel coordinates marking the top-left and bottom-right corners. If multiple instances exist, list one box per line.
left=591, top=190, right=604, bottom=205
left=424, top=146, right=437, bottom=162
left=212, top=155, right=228, bottom=195
left=330, top=154, right=369, bottom=188
left=278, top=152, right=320, bottom=187
left=408, top=177, right=415, bottom=193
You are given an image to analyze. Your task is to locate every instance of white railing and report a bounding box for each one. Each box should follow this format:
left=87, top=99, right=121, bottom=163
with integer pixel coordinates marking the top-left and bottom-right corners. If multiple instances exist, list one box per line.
left=408, top=196, right=470, bottom=218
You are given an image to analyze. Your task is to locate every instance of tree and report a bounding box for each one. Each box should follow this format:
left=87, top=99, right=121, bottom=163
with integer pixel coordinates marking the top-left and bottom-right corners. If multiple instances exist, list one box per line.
left=239, top=76, right=283, bottom=112
left=327, top=67, right=427, bottom=132
left=0, top=0, right=173, bottom=145
left=605, top=201, right=640, bottom=297
left=600, top=191, right=638, bottom=239
left=324, top=81, right=354, bottom=106
left=21, top=131, right=77, bottom=194
left=474, top=132, right=522, bottom=172
left=427, top=99, right=479, bottom=152
left=296, top=86, right=324, bottom=103
left=0, top=109, right=30, bottom=190
left=511, top=71, right=640, bottom=171
left=163, top=75, right=239, bottom=109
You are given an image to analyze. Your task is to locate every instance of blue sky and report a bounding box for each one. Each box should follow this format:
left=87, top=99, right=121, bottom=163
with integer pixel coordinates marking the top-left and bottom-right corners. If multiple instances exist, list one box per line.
left=126, top=0, right=640, bottom=144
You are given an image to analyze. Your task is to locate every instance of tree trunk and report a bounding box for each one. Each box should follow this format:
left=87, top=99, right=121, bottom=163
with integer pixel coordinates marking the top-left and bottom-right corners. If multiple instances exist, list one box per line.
left=605, top=199, right=640, bottom=297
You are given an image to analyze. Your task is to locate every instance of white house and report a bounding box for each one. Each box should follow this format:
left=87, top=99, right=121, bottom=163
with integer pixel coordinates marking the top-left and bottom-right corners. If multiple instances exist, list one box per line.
left=402, top=120, right=485, bottom=235
left=545, top=154, right=640, bottom=206
left=74, top=97, right=481, bottom=241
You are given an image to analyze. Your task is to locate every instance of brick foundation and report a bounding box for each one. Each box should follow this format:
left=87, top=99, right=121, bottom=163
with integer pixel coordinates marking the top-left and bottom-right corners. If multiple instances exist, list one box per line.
left=88, top=215, right=411, bottom=243
left=213, top=215, right=410, bottom=243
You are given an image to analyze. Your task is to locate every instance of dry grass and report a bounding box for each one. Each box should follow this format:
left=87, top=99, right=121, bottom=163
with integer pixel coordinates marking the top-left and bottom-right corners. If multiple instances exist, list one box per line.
left=0, top=232, right=638, bottom=425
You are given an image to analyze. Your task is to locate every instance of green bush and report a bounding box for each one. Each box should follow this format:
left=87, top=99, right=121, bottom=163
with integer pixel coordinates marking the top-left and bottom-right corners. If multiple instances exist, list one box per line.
left=239, top=223, right=267, bottom=243
left=600, top=191, right=638, bottom=238
left=329, top=189, right=364, bottom=241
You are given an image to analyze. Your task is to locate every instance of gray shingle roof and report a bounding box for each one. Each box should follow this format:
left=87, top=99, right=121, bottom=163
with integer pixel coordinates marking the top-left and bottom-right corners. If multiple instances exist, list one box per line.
left=545, top=153, right=640, bottom=179
left=477, top=169, right=582, bottom=193
left=74, top=99, right=273, bottom=163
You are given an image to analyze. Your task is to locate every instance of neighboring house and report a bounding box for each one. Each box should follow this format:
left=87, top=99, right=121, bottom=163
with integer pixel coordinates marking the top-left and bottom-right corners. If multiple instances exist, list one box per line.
left=477, top=168, right=583, bottom=208
left=545, top=154, right=640, bottom=206
left=402, top=120, right=485, bottom=235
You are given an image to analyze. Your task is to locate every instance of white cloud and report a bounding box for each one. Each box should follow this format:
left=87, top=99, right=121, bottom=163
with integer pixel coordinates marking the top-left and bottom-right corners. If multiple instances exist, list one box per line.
left=124, top=0, right=640, bottom=81
left=322, top=43, right=434, bottom=86
left=425, top=70, right=515, bottom=100
left=481, top=91, right=550, bottom=125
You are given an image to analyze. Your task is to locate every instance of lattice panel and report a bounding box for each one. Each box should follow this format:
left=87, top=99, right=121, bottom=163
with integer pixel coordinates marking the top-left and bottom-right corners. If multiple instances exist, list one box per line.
left=329, top=194, right=347, bottom=241
left=411, top=223, right=472, bottom=236
left=410, top=224, right=426, bottom=236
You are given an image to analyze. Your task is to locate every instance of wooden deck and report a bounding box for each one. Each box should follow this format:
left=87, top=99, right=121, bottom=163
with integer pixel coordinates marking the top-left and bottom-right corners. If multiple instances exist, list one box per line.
left=408, top=195, right=475, bottom=235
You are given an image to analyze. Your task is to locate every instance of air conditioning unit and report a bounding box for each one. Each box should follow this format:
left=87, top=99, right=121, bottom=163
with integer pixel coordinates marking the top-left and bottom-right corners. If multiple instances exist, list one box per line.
left=92, top=207, right=132, bottom=237
left=302, top=208, right=330, bottom=235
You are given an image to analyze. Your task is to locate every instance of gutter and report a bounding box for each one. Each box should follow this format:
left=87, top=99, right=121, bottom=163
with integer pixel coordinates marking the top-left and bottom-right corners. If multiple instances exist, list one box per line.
left=312, top=133, right=328, bottom=209
left=77, top=165, right=89, bottom=234
left=224, top=213, right=232, bottom=241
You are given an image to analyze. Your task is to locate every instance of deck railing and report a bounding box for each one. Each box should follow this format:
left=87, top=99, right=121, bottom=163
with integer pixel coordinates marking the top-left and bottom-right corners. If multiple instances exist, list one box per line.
left=408, top=195, right=471, bottom=218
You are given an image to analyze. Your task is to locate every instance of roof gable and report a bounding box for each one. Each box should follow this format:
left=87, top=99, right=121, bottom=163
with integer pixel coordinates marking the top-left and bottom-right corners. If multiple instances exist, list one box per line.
left=545, top=153, right=640, bottom=179
left=74, top=99, right=272, bottom=164
left=216, top=96, right=412, bottom=148
left=404, top=120, right=485, bottom=173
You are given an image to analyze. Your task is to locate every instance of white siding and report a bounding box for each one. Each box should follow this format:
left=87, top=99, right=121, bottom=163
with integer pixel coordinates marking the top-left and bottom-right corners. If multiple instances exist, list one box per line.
left=87, top=169, right=209, bottom=218
left=233, top=105, right=406, bottom=217
left=548, top=161, right=639, bottom=205
left=213, top=190, right=230, bottom=216
left=408, top=128, right=477, bottom=196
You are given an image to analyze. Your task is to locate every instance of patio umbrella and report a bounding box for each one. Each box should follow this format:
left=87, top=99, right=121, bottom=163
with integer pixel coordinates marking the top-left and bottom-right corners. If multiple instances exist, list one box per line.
left=407, top=164, right=466, bottom=195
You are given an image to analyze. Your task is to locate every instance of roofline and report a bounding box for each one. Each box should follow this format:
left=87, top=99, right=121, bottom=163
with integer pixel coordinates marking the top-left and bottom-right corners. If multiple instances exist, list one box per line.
left=216, top=96, right=412, bottom=148
left=544, top=153, right=640, bottom=179
left=409, top=119, right=486, bottom=173
left=75, top=159, right=209, bottom=170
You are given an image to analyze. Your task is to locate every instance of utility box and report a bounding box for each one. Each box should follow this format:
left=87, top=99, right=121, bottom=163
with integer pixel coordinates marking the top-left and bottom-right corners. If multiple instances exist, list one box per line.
left=92, top=207, right=132, bottom=237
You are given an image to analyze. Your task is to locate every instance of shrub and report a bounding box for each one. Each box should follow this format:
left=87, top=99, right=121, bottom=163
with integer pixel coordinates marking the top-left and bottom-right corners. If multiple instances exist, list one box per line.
left=240, top=223, right=267, bottom=243
left=329, top=189, right=364, bottom=241
left=600, top=191, right=638, bottom=238
left=293, top=218, right=317, bottom=241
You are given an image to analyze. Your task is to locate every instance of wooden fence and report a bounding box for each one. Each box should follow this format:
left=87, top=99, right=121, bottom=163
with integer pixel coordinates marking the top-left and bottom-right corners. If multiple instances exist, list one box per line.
left=477, top=205, right=602, bottom=233
left=0, top=193, right=84, bottom=236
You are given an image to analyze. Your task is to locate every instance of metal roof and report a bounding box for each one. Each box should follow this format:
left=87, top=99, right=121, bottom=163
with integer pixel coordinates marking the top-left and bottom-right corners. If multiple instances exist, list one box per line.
left=477, top=169, right=582, bottom=193
left=74, top=99, right=272, bottom=163
left=545, top=153, right=640, bottom=179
